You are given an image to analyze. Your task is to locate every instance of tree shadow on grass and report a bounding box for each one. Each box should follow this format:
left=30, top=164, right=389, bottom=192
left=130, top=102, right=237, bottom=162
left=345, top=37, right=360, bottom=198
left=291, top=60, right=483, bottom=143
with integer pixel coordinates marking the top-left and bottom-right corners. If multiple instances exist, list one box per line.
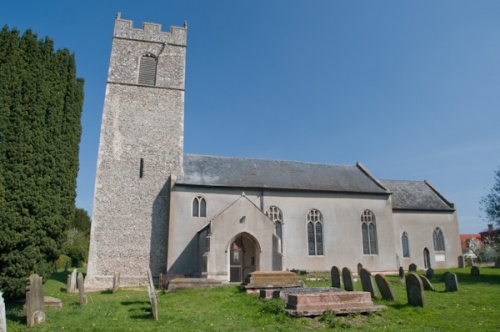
left=5, top=303, right=25, bottom=325
left=121, top=301, right=150, bottom=306
left=50, top=270, right=71, bottom=284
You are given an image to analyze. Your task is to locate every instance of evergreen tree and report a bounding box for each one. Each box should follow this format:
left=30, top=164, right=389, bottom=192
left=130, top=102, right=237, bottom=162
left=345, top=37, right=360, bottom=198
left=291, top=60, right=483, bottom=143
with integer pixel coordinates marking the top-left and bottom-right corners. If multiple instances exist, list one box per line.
left=0, top=26, right=84, bottom=300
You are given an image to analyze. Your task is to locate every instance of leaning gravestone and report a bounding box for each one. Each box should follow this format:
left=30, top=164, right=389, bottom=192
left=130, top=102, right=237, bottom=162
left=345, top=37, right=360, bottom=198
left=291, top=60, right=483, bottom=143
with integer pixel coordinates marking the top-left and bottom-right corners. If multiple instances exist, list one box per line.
left=425, top=268, right=434, bottom=280
left=112, top=272, right=120, bottom=293
left=419, top=275, right=434, bottom=291
left=147, top=269, right=158, bottom=320
left=359, top=268, right=376, bottom=298
left=444, top=273, right=458, bottom=292
left=406, top=273, right=425, bottom=307
left=375, top=274, right=395, bottom=301
left=78, top=273, right=87, bottom=305
left=458, top=255, right=465, bottom=268
left=342, top=267, right=355, bottom=291
left=398, top=266, right=404, bottom=282
left=0, top=291, right=6, bottom=332
left=471, top=266, right=480, bottom=276
left=409, top=263, right=417, bottom=272
left=331, top=266, right=341, bottom=288
left=26, top=274, right=45, bottom=327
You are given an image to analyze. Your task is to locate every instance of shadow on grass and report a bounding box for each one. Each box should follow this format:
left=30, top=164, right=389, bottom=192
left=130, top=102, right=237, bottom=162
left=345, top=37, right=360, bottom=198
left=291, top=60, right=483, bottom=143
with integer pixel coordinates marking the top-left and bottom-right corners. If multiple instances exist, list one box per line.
left=5, top=303, right=25, bottom=325
left=50, top=270, right=71, bottom=284
left=121, top=301, right=150, bottom=306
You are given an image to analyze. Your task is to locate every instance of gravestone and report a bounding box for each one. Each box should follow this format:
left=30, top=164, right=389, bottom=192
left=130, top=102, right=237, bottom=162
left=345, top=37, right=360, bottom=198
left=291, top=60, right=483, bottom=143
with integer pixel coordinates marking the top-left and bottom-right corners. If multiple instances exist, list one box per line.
left=357, top=263, right=363, bottom=275
left=112, top=272, right=120, bottom=293
left=458, top=255, right=465, bottom=268
left=26, top=274, right=45, bottom=327
left=471, top=266, right=480, bottom=276
left=442, top=271, right=450, bottom=281
left=425, top=268, right=434, bottom=280
left=0, top=291, right=6, bottom=332
left=342, top=267, right=355, bottom=291
left=419, top=275, right=434, bottom=291
left=78, top=273, right=87, bottom=305
left=398, top=266, right=404, bottom=282
left=330, top=266, right=341, bottom=288
left=408, top=263, right=417, bottom=272
left=147, top=269, right=158, bottom=320
left=44, top=296, right=62, bottom=309
left=444, top=273, right=458, bottom=292
left=405, top=273, right=425, bottom=307
left=67, top=268, right=77, bottom=293
left=375, top=274, right=395, bottom=301
left=359, top=268, right=376, bottom=298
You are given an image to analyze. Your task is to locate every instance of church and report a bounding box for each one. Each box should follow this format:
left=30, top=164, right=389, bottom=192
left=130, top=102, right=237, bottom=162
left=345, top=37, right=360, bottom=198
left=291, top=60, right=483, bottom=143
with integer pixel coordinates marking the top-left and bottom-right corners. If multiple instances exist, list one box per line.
left=85, top=15, right=461, bottom=289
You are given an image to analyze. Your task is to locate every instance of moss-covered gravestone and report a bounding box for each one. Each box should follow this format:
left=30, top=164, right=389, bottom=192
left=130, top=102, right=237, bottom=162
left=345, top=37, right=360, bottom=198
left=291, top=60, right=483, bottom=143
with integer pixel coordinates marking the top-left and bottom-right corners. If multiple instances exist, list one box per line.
left=405, top=273, right=425, bottom=307
left=331, top=266, right=341, bottom=288
left=26, top=274, right=45, bottom=327
left=342, top=267, right=355, bottom=291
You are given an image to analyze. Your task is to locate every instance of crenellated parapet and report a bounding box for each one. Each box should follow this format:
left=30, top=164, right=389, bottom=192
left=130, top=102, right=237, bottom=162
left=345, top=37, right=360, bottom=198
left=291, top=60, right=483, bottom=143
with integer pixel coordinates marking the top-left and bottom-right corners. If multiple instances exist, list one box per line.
left=113, top=12, right=187, bottom=46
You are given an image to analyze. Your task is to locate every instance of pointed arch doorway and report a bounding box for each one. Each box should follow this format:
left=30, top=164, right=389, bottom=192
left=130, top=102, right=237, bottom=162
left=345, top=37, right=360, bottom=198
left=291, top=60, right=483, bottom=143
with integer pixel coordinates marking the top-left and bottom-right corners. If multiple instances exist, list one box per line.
left=229, top=233, right=260, bottom=283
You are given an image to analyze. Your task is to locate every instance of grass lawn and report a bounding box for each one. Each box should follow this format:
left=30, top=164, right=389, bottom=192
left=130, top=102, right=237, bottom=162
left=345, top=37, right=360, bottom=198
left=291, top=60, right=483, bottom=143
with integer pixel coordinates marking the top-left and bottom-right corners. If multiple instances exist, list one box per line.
left=5, top=267, right=500, bottom=331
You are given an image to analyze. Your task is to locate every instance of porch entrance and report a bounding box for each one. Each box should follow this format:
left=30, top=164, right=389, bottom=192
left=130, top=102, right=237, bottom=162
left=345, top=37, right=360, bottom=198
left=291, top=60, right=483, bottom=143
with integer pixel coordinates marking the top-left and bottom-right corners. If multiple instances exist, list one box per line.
left=229, top=233, right=259, bottom=283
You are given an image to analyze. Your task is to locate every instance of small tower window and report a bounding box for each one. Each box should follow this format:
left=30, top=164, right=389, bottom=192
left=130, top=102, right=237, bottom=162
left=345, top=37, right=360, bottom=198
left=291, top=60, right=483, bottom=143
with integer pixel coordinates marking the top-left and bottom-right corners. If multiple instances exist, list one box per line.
left=138, top=54, right=157, bottom=86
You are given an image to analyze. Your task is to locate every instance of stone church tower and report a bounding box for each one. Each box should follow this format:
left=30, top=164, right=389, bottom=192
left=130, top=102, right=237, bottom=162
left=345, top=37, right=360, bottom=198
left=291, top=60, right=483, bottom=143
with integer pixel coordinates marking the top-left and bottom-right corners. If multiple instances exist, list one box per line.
left=86, top=14, right=187, bottom=289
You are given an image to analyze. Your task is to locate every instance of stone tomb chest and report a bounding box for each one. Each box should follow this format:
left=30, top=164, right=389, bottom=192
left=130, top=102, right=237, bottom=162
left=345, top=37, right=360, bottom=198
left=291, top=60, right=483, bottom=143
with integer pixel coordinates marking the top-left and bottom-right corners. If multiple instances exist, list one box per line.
left=246, top=271, right=302, bottom=294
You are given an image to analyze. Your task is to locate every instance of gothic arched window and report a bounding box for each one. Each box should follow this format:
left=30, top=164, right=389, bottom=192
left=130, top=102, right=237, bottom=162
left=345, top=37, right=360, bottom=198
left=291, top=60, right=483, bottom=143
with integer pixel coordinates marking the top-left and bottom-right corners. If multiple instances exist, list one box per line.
left=361, top=210, right=378, bottom=255
left=138, top=54, right=157, bottom=86
left=433, top=228, right=445, bottom=251
left=192, top=196, right=206, bottom=218
left=266, top=206, right=283, bottom=241
left=401, top=232, right=410, bottom=258
left=307, top=209, right=323, bottom=256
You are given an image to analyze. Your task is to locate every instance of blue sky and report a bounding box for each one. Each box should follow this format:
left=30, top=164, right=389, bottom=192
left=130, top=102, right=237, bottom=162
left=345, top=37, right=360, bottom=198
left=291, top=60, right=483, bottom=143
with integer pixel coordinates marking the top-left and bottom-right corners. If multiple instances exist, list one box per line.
left=2, top=1, right=499, bottom=233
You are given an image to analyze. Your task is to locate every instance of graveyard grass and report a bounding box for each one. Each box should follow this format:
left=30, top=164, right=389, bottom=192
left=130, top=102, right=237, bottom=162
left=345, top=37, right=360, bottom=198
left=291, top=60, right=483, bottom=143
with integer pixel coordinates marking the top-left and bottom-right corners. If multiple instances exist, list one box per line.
left=5, top=267, right=500, bottom=331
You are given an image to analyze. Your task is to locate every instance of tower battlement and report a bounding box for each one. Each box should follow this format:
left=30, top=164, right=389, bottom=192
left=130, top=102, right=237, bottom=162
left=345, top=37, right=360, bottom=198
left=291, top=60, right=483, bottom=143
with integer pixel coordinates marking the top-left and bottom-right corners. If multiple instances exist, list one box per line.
left=114, top=12, right=187, bottom=46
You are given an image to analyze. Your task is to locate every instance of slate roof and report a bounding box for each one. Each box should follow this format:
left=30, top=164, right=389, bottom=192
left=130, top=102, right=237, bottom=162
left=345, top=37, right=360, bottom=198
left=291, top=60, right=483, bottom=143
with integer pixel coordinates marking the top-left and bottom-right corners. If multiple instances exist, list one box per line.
left=176, top=154, right=388, bottom=194
left=380, top=180, right=455, bottom=211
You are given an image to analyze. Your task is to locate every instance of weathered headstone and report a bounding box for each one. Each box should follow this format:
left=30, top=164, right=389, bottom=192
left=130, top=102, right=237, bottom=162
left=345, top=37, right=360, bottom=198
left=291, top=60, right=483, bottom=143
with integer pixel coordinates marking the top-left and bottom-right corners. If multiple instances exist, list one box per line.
left=444, top=273, right=458, bottom=292
left=0, top=291, right=6, bottom=332
left=330, top=266, right=341, bottom=288
left=26, top=274, right=45, bottom=327
left=442, top=271, right=450, bottom=281
left=425, top=267, right=434, bottom=280
left=78, top=272, right=87, bottom=305
left=471, top=266, right=480, bottom=276
left=357, top=263, right=363, bottom=275
left=67, top=268, right=77, bottom=293
left=359, top=268, right=376, bottom=298
left=112, top=272, right=120, bottom=293
left=408, top=263, right=417, bottom=272
left=405, top=273, right=425, bottom=307
left=458, top=255, right=465, bottom=268
left=398, top=266, right=404, bottom=282
left=375, top=274, right=395, bottom=301
left=147, top=269, right=158, bottom=320
left=342, top=267, right=355, bottom=291
left=419, top=275, right=434, bottom=291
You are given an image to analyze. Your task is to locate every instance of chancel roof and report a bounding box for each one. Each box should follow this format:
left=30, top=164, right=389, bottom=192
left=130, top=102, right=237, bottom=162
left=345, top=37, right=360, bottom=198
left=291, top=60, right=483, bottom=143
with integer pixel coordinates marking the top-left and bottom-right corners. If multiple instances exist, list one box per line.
left=176, top=154, right=388, bottom=194
left=380, top=180, right=455, bottom=211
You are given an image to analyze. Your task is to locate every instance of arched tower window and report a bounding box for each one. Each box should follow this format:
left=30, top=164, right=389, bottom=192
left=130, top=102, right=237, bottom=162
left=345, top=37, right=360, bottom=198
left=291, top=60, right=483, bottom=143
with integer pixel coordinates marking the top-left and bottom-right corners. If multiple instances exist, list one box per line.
left=433, top=228, right=445, bottom=251
left=307, top=209, right=323, bottom=256
left=138, top=54, right=157, bottom=86
left=401, top=232, right=410, bottom=258
left=361, top=210, right=378, bottom=255
left=192, top=196, right=206, bottom=218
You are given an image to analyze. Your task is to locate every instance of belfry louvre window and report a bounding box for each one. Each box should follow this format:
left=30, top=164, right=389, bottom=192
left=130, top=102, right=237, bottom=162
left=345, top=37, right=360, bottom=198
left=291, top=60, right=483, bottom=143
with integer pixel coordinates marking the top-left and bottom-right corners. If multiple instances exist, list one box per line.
left=361, top=210, right=378, bottom=255
left=433, top=228, right=445, bottom=251
left=138, top=54, right=157, bottom=86
left=192, top=196, right=206, bottom=218
left=307, top=209, right=323, bottom=256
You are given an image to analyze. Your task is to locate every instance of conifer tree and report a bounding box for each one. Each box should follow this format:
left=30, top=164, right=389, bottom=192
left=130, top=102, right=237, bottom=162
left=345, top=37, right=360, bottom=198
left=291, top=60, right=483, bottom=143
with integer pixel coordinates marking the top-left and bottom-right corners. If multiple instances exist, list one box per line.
left=0, top=26, right=84, bottom=299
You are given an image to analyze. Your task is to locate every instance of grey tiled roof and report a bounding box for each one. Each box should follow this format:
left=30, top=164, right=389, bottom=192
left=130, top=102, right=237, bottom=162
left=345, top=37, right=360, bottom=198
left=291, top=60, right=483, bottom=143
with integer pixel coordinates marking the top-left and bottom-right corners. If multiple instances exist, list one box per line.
left=380, top=180, right=455, bottom=211
left=177, top=154, right=388, bottom=194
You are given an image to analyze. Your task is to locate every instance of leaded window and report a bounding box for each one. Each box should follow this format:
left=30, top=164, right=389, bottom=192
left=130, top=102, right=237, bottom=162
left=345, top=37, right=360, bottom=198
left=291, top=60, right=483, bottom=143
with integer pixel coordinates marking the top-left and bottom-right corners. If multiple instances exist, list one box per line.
left=361, top=210, right=378, bottom=255
left=138, top=54, right=157, bottom=86
left=402, top=232, right=410, bottom=258
left=433, top=228, right=445, bottom=251
left=307, top=209, right=323, bottom=256
left=266, top=206, right=283, bottom=240
left=192, top=196, right=206, bottom=217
